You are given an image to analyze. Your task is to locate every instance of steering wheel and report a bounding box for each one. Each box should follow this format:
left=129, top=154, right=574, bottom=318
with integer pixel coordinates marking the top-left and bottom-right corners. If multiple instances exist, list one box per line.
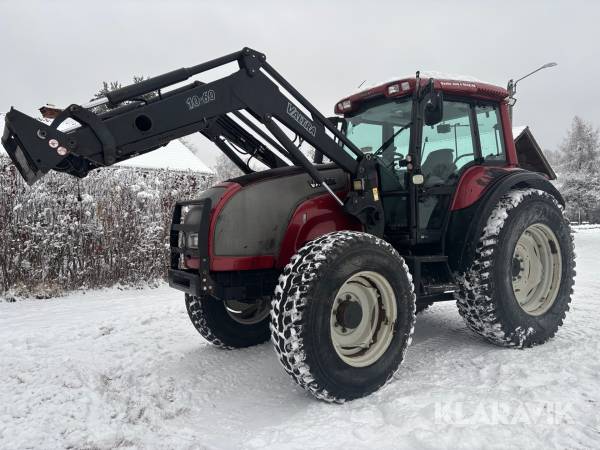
left=454, top=153, right=475, bottom=164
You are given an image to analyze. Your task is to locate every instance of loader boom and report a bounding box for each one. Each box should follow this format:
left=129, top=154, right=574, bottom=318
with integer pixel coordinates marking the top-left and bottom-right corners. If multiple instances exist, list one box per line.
left=2, top=47, right=389, bottom=232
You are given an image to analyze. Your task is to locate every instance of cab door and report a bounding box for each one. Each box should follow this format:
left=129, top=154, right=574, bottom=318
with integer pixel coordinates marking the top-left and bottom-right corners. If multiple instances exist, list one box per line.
left=416, top=100, right=508, bottom=244
left=416, top=100, right=477, bottom=243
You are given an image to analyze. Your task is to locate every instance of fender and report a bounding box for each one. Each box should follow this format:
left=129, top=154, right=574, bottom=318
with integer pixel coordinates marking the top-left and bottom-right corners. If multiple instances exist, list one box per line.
left=450, top=165, right=521, bottom=211
left=277, top=192, right=362, bottom=267
left=446, top=170, right=564, bottom=272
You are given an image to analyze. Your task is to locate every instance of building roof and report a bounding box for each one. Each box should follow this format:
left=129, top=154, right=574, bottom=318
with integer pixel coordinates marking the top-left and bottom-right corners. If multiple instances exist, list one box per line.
left=116, top=139, right=214, bottom=174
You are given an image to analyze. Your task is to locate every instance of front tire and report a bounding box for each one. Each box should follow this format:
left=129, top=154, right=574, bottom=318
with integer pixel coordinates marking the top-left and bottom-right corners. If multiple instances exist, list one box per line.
left=456, top=189, right=575, bottom=348
left=270, top=231, right=416, bottom=402
left=186, top=295, right=271, bottom=349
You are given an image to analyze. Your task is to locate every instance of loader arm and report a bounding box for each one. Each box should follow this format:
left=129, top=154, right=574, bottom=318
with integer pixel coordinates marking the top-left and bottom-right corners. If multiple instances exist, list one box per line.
left=2, top=47, right=384, bottom=234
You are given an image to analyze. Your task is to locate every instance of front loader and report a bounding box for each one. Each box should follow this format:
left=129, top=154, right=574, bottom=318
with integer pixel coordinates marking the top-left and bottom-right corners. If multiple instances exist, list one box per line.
left=2, top=48, right=575, bottom=402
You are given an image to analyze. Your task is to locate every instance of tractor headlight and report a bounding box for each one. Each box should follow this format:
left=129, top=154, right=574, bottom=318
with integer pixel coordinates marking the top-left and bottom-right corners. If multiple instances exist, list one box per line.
left=187, top=232, right=199, bottom=249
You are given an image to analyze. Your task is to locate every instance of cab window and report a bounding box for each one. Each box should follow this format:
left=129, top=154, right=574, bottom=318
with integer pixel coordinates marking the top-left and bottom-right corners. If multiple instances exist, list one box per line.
left=344, top=99, right=412, bottom=161
left=476, top=104, right=506, bottom=161
left=345, top=121, right=381, bottom=153
left=421, top=101, right=475, bottom=186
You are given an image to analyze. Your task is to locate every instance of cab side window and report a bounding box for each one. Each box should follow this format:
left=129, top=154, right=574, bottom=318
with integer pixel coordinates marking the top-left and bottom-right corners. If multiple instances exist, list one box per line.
left=421, top=101, right=475, bottom=186
left=476, top=104, right=506, bottom=161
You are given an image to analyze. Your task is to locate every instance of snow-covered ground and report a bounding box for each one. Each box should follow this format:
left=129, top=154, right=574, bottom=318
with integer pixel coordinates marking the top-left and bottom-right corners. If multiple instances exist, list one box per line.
left=1, top=231, right=599, bottom=449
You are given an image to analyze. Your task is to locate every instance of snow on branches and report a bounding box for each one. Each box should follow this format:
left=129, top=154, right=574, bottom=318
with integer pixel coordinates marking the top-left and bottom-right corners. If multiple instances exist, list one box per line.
left=553, top=116, right=600, bottom=223
left=0, top=157, right=213, bottom=298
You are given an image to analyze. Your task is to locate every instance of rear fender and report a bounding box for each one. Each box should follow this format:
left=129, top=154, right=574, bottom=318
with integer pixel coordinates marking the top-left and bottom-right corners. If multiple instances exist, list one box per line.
left=446, top=170, right=564, bottom=272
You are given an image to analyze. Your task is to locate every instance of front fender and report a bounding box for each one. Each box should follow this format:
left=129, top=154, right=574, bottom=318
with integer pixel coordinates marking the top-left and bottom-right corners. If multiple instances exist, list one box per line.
left=276, top=193, right=362, bottom=267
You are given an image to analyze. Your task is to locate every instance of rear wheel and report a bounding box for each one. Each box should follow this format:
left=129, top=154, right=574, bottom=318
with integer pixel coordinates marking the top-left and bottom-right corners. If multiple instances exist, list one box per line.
left=456, top=189, right=575, bottom=347
left=185, top=295, right=271, bottom=349
left=270, top=231, right=416, bottom=402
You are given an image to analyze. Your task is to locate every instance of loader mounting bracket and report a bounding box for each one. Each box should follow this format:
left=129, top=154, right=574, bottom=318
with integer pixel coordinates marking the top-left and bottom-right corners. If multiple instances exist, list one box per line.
left=344, top=156, right=385, bottom=237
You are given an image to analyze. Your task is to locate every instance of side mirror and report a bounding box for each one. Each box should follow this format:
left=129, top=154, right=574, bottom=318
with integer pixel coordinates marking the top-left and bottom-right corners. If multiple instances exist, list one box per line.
left=423, top=91, right=444, bottom=126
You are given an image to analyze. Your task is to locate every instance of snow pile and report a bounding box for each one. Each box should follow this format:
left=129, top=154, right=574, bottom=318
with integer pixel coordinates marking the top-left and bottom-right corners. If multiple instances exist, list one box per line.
left=0, top=231, right=598, bottom=448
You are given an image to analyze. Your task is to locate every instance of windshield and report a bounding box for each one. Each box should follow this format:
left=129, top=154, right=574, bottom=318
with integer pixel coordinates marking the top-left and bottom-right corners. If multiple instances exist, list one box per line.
left=344, top=99, right=412, bottom=173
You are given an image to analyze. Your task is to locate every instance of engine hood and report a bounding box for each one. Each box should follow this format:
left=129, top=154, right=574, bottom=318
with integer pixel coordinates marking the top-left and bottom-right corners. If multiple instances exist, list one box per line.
left=213, top=165, right=349, bottom=258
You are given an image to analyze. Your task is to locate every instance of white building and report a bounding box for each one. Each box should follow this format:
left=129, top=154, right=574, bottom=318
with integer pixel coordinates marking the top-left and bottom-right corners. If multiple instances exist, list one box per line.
left=116, top=139, right=214, bottom=175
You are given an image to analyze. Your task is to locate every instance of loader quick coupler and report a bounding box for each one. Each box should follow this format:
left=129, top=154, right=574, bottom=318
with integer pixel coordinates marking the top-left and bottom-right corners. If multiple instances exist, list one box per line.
left=52, top=104, right=118, bottom=165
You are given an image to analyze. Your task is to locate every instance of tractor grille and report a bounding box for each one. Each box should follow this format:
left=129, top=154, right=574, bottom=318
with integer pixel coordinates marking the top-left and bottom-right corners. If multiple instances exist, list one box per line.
left=170, top=198, right=212, bottom=270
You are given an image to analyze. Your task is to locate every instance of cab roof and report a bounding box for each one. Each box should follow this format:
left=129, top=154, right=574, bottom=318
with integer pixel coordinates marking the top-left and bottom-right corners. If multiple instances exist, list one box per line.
left=335, top=75, right=508, bottom=114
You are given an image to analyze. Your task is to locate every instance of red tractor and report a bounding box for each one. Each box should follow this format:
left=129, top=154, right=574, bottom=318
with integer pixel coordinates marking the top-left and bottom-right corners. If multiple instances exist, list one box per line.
left=2, top=48, right=574, bottom=402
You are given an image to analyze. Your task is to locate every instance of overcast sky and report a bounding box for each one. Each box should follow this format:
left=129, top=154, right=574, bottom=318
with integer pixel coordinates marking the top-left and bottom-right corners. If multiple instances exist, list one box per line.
left=1, top=0, right=598, bottom=165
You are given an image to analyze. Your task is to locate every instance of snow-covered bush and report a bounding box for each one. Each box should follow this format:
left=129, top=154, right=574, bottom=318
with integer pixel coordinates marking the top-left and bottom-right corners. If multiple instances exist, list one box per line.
left=0, top=156, right=213, bottom=297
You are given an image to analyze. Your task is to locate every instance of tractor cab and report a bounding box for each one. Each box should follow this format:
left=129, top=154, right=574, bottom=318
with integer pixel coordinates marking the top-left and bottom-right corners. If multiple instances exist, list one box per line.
left=334, top=76, right=514, bottom=248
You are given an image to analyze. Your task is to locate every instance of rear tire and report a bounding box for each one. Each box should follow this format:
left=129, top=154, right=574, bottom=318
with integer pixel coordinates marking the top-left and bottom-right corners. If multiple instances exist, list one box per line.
left=455, top=189, right=575, bottom=348
left=270, top=231, right=416, bottom=402
left=185, top=295, right=271, bottom=349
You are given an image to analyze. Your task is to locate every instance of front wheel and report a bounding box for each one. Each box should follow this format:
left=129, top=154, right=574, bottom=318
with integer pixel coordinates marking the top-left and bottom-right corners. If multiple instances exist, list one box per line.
left=270, top=231, right=416, bottom=402
left=186, top=295, right=271, bottom=349
left=456, top=189, right=575, bottom=348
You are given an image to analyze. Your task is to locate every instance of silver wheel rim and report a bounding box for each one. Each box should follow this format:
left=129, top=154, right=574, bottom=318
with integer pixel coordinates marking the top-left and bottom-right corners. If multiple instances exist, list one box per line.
left=330, top=271, right=397, bottom=368
left=224, top=298, right=270, bottom=324
left=512, top=223, right=562, bottom=316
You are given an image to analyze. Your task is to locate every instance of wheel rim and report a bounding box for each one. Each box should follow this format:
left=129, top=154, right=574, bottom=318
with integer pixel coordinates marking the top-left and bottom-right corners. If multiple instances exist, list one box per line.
left=224, top=298, right=270, bottom=325
left=512, top=223, right=562, bottom=316
left=330, top=271, right=397, bottom=368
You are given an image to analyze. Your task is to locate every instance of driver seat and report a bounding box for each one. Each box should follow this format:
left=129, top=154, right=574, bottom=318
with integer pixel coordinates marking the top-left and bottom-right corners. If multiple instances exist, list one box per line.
left=421, top=149, right=456, bottom=186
